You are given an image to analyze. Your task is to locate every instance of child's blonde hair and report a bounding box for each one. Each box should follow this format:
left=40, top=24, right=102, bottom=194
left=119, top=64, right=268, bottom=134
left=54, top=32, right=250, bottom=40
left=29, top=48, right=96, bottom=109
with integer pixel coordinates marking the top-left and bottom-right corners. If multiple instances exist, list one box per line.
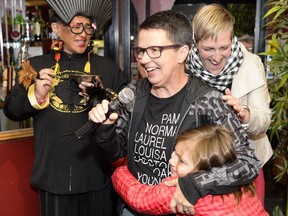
left=176, top=125, right=255, bottom=202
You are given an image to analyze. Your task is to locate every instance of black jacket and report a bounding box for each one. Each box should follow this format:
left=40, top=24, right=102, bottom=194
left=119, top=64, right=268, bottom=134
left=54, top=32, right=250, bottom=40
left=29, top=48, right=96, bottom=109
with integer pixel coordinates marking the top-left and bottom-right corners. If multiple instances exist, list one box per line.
left=94, top=75, right=261, bottom=207
left=4, top=51, right=126, bottom=194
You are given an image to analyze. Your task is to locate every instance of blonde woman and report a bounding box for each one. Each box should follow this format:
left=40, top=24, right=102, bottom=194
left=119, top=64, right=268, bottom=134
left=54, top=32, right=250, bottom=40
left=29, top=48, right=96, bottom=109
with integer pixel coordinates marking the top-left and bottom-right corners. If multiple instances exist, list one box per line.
left=186, top=4, right=272, bottom=206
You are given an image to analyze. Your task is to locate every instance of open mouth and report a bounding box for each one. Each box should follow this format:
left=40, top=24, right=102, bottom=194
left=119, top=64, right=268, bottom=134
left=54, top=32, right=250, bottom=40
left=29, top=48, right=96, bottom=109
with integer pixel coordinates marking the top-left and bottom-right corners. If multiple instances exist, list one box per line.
left=209, top=59, right=222, bottom=65
left=145, top=67, right=158, bottom=72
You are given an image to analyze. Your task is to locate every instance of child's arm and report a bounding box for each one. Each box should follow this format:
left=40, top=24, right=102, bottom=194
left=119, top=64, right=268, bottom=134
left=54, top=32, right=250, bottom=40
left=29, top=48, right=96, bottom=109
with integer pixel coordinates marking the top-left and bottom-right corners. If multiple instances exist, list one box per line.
left=111, top=166, right=175, bottom=215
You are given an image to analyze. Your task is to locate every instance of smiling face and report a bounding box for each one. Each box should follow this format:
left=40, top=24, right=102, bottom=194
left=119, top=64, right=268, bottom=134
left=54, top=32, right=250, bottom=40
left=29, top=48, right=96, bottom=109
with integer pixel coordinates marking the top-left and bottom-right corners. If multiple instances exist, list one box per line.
left=169, top=141, right=195, bottom=177
left=196, top=30, right=232, bottom=75
left=52, top=16, right=94, bottom=54
left=136, top=28, right=188, bottom=91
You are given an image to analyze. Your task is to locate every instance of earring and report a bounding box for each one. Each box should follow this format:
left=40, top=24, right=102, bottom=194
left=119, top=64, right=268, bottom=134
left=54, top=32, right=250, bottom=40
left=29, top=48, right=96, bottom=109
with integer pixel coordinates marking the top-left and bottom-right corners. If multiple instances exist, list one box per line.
left=50, top=32, right=63, bottom=52
left=49, top=32, right=62, bottom=76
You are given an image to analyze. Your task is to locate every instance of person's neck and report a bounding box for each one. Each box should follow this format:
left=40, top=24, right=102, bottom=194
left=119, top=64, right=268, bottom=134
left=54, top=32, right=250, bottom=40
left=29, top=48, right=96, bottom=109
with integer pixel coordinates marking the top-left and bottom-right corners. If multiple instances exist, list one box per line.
left=151, top=73, right=188, bottom=98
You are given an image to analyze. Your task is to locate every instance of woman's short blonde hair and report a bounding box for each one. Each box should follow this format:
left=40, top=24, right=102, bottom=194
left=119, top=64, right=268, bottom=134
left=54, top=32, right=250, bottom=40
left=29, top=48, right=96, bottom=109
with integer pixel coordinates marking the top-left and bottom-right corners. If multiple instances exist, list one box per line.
left=192, top=4, right=235, bottom=43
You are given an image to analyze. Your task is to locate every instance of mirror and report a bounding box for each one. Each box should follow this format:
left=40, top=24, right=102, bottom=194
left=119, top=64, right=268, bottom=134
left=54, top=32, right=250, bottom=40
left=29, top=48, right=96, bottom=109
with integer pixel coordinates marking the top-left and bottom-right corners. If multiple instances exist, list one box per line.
left=0, top=109, right=33, bottom=132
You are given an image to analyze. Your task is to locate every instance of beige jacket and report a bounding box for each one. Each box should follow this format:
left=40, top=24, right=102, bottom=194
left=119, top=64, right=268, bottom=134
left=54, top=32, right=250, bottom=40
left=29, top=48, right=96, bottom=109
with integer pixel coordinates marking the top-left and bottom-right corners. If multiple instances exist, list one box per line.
left=231, top=43, right=273, bottom=167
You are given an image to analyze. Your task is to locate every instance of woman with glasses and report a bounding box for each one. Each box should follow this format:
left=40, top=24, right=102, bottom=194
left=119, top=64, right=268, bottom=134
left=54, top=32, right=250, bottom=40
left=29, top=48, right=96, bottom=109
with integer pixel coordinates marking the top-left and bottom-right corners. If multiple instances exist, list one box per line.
left=88, top=10, right=260, bottom=215
left=3, top=0, right=126, bottom=215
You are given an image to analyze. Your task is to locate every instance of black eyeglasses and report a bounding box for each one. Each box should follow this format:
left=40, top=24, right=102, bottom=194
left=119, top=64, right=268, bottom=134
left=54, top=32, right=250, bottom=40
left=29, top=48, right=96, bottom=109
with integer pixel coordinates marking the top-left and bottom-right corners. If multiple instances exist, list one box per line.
left=132, top=44, right=184, bottom=59
left=66, top=22, right=96, bottom=35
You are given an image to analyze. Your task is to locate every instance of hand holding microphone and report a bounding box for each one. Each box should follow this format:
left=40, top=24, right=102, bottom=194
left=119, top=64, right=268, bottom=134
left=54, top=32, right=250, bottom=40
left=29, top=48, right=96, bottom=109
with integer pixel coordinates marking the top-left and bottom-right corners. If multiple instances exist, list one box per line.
left=75, top=87, right=135, bottom=139
left=90, top=99, right=117, bottom=125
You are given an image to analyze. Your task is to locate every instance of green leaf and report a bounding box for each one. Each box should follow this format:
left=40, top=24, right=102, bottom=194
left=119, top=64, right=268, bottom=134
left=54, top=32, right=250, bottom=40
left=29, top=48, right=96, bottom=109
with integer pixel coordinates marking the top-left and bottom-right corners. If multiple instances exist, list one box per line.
left=272, top=205, right=284, bottom=216
left=277, top=74, right=288, bottom=91
left=263, top=5, right=281, bottom=19
left=273, top=8, right=286, bottom=21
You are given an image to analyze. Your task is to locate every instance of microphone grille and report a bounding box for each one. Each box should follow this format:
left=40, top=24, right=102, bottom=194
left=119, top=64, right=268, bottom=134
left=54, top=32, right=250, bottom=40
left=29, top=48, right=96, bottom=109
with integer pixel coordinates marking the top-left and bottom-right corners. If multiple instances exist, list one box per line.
left=118, top=88, right=135, bottom=105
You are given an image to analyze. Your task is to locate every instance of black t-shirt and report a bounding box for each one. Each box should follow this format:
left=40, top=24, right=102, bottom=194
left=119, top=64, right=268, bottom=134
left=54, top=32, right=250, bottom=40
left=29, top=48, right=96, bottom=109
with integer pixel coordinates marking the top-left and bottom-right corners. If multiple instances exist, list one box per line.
left=133, top=86, right=186, bottom=185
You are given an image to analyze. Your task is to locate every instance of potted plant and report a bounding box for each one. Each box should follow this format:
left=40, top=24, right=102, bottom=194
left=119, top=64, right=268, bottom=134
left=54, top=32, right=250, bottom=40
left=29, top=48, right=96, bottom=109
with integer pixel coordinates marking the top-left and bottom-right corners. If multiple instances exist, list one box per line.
left=261, top=0, right=288, bottom=215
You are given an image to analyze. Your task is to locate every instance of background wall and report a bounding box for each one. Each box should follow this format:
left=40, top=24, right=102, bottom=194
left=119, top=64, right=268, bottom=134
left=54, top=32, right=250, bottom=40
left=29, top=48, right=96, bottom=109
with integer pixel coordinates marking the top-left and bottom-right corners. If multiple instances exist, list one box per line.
left=0, top=135, right=39, bottom=216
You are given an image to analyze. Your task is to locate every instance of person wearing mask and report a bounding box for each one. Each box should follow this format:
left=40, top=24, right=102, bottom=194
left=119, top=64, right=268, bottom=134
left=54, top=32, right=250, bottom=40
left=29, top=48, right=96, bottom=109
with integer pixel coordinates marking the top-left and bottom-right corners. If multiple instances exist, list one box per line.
left=185, top=4, right=272, bottom=206
left=3, top=0, right=126, bottom=215
left=88, top=10, right=261, bottom=215
left=112, top=125, right=269, bottom=216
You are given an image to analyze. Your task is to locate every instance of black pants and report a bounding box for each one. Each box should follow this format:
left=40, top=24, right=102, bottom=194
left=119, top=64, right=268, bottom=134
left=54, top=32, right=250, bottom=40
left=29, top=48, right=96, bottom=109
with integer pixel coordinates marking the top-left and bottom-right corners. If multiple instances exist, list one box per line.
left=39, top=185, right=116, bottom=216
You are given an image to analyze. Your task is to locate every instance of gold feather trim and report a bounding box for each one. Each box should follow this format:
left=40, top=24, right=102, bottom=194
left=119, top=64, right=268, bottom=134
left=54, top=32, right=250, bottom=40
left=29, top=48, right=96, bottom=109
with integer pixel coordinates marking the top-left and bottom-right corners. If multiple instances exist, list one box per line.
left=18, top=60, right=37, bottom=90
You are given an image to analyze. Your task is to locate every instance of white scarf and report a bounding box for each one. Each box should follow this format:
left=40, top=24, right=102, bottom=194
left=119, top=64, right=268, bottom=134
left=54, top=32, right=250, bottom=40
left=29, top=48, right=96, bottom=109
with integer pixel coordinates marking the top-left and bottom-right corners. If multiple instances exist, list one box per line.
left=186, top=36, right=244, bottom=91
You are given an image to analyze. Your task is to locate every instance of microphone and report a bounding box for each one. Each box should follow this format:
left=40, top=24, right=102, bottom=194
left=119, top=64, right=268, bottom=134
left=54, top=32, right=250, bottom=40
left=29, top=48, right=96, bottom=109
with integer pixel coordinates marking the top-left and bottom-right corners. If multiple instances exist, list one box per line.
left=75, top=87, right=135, bottom=139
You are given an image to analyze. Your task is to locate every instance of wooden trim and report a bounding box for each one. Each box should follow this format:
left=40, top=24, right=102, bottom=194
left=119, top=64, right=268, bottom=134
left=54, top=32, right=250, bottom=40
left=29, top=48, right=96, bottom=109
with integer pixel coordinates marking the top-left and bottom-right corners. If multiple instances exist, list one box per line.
left=26, top=0, right=48, bottom=6
left=0, top=128, right=34, bottom=141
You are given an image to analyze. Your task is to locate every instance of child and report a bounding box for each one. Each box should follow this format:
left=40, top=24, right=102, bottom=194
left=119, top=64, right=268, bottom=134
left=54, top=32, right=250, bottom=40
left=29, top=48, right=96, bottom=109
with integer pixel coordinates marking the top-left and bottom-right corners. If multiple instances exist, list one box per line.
left=112, top=125, right=268, bottom=216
